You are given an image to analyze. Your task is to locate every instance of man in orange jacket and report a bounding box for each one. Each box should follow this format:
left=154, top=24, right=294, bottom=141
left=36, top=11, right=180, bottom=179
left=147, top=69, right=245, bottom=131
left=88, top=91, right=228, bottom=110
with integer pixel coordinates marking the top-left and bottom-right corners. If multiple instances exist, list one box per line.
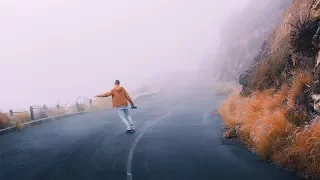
left=95, top=80, right=137, bottom=133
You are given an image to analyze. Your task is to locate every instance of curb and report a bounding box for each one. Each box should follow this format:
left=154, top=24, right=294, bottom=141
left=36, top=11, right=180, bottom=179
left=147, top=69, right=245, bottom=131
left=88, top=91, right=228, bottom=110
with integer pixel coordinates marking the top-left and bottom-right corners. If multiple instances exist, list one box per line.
left=0, top=111, right=88, bottom=136
left=0, top=85, right=165, bottom=136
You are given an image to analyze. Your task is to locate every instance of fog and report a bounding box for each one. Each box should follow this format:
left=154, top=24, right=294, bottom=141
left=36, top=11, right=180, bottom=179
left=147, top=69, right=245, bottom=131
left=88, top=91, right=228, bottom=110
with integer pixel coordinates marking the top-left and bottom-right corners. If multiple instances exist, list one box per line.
left=0, top=0, right=249, bottom=110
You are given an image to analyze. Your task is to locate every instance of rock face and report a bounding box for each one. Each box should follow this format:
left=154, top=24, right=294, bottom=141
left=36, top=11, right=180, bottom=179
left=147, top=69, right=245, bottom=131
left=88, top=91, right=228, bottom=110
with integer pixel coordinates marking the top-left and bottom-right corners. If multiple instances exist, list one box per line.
left=214, top=0, right=292, bottom=81
left=246, top=0, right=320, bottom=114
left=223, top=124, right=241, bottom=139
left=220, top=1, right=320, bottom=177
left=268, top=0, right=318, bottom=54
left=312, top=21, right=320, bottom=96
left=238, top=70, right=251, bottom=86
left=216, top=0, right=320, bottom=114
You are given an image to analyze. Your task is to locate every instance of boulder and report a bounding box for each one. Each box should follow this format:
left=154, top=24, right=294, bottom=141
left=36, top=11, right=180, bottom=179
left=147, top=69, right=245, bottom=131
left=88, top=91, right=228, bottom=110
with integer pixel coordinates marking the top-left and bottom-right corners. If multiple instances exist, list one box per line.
left=239, top=70, right=251, bottom=86
left=312, top=94, right=320, bottom=113
left=295, top=85, right=315, bottom=121
left=223, top=125, right=241, bottom=139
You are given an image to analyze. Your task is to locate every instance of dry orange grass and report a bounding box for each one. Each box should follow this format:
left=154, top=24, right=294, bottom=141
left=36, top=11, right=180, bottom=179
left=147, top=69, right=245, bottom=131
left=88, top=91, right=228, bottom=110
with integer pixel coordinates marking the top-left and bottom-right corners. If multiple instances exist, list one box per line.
left=14, top=112, right=31, bottom=123
left=274, top=120, right=320, bottom=176
left=15, top=120, right=23, bottom=130
left=0, top=112, right=10, bottom=129
left=219, top=71, right=320, bottom=177
left=219, top=91, right=248, bottom=129
left=288, top=71, right=313, bottom=107
left=50, top=107, right=67, bottom=116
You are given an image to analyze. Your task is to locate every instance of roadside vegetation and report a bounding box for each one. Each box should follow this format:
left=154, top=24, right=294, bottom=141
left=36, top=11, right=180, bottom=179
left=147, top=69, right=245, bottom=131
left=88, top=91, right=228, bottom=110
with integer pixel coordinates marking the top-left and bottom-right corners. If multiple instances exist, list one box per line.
left=218, top=0, right=320, bottom=177
left=0, top=98, right=113, bottom=130
left=0, top=85, right=158, bottom=131
left=219, top=71, right=320, bottom=178
left=0, top=113, right=10, bottom=129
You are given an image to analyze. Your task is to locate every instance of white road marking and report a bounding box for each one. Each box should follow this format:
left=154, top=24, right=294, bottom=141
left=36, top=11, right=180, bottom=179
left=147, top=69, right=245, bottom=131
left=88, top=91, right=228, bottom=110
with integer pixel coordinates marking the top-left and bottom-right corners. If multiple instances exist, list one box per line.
left=126, top=112, right=170, bottom=180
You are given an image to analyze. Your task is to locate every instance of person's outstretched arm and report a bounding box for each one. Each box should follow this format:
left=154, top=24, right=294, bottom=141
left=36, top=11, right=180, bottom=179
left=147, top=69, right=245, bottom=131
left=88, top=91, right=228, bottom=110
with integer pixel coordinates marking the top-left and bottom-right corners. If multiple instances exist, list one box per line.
left=95, top=91, right=113, bottom=98
left=124, top=89, right=134, bottom=105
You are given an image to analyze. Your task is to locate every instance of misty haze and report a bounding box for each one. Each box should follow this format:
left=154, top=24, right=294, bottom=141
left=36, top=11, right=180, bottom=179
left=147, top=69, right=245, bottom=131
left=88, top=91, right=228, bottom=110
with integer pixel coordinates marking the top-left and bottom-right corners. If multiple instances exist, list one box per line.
left=0, top=0, right=313, bottom=180
left=1, top=0, right=247, bottom=110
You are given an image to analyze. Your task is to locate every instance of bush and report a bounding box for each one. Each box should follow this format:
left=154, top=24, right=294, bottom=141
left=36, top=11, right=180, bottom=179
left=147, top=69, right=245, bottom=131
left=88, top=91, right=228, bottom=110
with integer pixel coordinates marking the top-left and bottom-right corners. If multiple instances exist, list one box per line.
left=0, top=113, right=10, bottom=129
left=16, top=120, right=23, bottom=130
left=49, top=107, right=67, bottom=116
left=34, top=108, right=48, bottom=119
left=219, top=71, right=320, bottom=178
left=279, top=121, right=320, bottom=176
left=14, top=112, right=31, bottom=123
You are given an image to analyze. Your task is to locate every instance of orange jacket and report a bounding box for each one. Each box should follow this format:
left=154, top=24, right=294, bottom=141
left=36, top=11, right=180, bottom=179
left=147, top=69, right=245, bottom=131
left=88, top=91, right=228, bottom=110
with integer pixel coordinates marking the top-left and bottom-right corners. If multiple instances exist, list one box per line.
left=96, top=86, right=134, bottom=108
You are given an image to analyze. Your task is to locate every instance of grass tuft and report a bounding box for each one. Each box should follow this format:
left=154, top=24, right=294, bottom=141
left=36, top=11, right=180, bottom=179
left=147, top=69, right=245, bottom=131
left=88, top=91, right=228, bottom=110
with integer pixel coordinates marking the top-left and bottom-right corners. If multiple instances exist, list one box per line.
left=0, top=112, right=10, bottom=129
left=219, top=71, right=320, bottom=177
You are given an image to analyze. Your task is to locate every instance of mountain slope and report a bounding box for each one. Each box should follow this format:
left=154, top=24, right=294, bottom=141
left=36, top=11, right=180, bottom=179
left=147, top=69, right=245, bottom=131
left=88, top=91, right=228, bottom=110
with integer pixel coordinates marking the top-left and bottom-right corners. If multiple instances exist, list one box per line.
left=213, top=0, right=291, bottom=81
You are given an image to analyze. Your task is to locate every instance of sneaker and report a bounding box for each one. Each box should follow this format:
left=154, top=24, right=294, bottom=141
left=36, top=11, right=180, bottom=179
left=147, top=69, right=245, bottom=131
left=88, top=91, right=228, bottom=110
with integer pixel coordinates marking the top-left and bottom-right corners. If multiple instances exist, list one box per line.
left=125, top=129, right=131, bottom=133
left=126, top=129, right=135, bottom=133
left=130, top=124, right=135, bottom=130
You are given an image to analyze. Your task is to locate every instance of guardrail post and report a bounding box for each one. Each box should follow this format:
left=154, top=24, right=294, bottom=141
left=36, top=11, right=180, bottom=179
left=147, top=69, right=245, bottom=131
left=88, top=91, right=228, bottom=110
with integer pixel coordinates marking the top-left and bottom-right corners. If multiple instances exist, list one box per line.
left=76, top=103, right=80, bottom=112
left=30, top=106, right=35, bottom=121
left=43, top=105, right=48, bottom=117
left=89, top=99, right=92, bottom=107
left=9, top=109, right=13, bottom=117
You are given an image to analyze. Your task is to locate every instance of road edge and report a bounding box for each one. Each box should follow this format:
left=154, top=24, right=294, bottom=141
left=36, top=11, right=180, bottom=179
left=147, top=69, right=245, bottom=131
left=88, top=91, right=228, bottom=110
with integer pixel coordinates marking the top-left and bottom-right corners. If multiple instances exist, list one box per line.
left=0, top=111, right=89, bottom=136
left=0, top=85, right=165, bottom=136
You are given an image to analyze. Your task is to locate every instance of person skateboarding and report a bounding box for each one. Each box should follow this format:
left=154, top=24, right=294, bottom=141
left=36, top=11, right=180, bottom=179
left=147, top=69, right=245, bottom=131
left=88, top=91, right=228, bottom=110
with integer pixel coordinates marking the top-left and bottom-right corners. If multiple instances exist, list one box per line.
left=95, top=80, right=137, bottom=133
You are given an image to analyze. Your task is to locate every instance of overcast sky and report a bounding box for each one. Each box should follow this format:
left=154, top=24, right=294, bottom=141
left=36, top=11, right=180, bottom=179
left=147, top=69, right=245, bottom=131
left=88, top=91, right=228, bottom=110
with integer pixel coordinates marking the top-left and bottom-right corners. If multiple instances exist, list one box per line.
left=0, top=0, right=249, bottom=110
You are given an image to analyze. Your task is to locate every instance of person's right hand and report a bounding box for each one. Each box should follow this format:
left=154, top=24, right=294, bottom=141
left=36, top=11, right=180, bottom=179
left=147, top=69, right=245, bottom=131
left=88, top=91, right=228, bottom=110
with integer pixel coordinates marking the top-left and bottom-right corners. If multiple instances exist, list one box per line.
left=131, top=104, right=137, bottom=109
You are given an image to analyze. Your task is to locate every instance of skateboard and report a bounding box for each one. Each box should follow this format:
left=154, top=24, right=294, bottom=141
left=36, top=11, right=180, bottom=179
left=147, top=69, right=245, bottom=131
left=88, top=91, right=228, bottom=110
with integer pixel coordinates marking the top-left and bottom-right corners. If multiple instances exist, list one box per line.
left=126, top=129, right=136, bottom=133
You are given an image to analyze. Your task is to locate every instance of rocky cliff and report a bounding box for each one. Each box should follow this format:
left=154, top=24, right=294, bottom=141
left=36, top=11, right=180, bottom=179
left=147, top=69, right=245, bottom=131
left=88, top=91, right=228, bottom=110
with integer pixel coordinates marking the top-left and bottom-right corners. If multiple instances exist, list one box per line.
left=243, top=0, right=320, bottom=110
left=219, top=0, right=320, bottom=178
left=214, top=0, right=291, bottom=81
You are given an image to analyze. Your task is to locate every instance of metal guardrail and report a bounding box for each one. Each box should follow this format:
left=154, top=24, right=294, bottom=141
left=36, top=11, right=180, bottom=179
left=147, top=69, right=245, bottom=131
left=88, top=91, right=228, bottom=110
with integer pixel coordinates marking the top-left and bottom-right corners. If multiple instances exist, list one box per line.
left=0, top=85, right=164, bottom=131
left=0, top=98, right=103, bottom=130
left=0, top=111, right=89, bottom=136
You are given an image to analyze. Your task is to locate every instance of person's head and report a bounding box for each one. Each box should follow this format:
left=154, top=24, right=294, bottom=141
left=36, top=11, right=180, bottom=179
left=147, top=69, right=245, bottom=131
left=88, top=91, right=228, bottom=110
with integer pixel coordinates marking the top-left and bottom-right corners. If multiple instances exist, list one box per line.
left=115, top=80, right=120, bottom=86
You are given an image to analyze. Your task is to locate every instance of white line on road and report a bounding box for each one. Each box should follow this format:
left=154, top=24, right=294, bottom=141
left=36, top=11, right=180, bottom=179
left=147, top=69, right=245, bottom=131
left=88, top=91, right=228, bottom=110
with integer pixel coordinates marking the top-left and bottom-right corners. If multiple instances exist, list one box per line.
left=126, top=112, right=170, bottom=180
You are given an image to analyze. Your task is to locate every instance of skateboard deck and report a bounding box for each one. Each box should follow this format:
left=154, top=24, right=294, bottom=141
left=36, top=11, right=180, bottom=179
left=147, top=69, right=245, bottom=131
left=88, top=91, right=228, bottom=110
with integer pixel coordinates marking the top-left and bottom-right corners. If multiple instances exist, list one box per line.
left=126, top=129, right=136, bottom=133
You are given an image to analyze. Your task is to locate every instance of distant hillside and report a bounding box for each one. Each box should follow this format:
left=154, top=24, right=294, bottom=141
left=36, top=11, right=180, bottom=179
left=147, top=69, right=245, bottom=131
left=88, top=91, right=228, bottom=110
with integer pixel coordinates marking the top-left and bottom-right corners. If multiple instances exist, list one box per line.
left=213, top=0, right=291, bottom=82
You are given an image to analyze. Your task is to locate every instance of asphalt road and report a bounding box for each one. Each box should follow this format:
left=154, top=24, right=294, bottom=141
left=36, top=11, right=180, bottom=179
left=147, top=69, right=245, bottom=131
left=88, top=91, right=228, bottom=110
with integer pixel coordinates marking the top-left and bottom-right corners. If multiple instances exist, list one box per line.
left=0, top=82, right=302, bottom=180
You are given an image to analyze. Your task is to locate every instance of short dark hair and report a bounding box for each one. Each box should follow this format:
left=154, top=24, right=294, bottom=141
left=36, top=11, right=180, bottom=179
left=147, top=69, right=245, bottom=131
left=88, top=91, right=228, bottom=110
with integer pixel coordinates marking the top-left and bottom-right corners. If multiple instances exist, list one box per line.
left=115, top=80, right=120, bottom=85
